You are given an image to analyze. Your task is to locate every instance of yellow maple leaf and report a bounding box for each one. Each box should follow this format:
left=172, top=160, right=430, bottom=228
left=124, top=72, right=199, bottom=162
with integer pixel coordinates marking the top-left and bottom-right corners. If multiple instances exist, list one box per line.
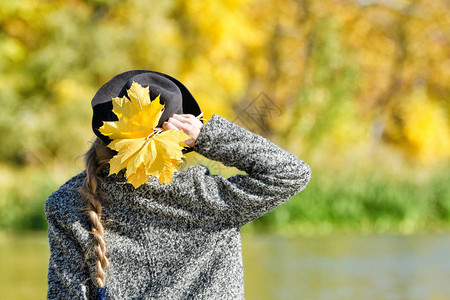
left=99, top=81, right=192, bottom=188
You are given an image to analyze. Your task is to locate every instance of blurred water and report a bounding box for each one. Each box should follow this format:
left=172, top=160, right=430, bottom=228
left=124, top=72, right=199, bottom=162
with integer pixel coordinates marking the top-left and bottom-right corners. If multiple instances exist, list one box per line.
left=242, top=233, right=450, bottom=300
left=0, top=232, right=48, bottom=299
left=1, top=232, right=450, bottom=299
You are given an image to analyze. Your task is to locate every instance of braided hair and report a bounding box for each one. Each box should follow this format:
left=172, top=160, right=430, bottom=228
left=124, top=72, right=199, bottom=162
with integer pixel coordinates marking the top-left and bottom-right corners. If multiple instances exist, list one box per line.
left=80, top=138, right=115, bottom=292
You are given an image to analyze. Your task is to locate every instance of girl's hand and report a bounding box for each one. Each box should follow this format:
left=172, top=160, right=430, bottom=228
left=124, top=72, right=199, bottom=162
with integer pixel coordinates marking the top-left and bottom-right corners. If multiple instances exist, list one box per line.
left=162, top=114, right=204, bottom=147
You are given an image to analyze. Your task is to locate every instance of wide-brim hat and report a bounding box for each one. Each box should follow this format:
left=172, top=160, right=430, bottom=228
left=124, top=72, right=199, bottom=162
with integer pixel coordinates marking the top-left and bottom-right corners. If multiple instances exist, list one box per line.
left=91, top=70, right=203, bottom=153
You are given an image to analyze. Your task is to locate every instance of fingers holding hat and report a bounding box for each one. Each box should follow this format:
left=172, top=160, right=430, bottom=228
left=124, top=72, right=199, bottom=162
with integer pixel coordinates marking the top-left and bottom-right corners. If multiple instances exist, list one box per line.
left=163, top=114, right=204, bottom=147
left=171, top=114, right=201, bottom=125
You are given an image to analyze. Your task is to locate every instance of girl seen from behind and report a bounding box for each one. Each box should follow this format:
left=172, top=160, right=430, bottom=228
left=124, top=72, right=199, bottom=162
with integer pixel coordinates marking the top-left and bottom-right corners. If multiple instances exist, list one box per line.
left=45, top=70, right=311, bottom=299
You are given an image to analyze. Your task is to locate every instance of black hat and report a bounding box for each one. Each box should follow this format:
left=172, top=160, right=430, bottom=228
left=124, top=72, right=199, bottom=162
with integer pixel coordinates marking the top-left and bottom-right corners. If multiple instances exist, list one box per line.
left=91, top=70, right=202, bottom=153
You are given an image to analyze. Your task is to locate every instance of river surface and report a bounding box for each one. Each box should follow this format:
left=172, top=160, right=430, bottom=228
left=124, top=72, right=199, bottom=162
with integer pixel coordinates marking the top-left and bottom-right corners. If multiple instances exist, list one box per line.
left=242, top=233, right=450, bottom=300
left=1, top=232, right=450, bottom=299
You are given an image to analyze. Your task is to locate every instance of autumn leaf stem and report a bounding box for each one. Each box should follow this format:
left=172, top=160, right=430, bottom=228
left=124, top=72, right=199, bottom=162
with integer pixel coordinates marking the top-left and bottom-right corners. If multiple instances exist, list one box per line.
left=146, top=129, right=163, bottom=140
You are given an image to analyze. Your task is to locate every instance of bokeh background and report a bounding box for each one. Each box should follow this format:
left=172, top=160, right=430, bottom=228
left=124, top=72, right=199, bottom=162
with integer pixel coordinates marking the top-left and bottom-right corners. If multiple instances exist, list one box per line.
left=0, top=0, right=449, bottom=299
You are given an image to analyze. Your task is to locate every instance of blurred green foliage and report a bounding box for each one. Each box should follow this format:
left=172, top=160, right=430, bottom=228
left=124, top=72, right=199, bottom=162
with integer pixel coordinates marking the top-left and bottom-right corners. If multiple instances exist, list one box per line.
left=249, top=165, right=450, bottom=235
left=0, top=0, right=448, bottom=233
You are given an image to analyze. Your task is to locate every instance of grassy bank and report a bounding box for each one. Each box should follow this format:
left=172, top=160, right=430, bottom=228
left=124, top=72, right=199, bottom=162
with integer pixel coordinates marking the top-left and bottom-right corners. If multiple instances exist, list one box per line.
left=0, top=166, right=71, bottom=231
left=1, top=161, right=449, bottom=235
left=247, top=164, right=450, bottom=236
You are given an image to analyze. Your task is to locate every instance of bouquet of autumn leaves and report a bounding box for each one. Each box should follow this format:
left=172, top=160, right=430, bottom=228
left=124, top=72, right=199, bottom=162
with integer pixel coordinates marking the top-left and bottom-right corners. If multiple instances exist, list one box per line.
left=99, top=81, right=193, bottom=188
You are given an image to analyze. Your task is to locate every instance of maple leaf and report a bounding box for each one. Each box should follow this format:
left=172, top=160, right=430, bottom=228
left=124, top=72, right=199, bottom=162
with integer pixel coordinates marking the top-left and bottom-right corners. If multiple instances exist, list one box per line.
left=99, top=81, right=192, bottom=188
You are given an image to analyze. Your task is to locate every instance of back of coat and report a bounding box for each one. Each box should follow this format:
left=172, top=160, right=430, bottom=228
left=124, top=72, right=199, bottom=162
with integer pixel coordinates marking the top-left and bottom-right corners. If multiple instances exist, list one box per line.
left=45, top=114, right=311, bottom=299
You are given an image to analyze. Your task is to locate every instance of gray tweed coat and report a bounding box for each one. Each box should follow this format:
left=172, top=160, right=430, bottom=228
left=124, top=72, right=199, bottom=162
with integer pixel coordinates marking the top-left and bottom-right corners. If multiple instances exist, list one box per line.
left=45, top=114, right=311, bottom=299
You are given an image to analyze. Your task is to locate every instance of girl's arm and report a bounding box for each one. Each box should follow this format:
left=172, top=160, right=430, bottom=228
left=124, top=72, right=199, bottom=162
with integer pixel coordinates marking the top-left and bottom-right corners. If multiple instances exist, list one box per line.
left=170, top=113, right=311, bottom=227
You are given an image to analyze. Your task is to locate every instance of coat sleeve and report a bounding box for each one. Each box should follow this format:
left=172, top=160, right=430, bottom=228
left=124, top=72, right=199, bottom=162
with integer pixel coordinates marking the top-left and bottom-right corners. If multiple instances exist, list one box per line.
left=171, top=113, right=311, bottom=227
left=45, top=197, right=92, bottom=300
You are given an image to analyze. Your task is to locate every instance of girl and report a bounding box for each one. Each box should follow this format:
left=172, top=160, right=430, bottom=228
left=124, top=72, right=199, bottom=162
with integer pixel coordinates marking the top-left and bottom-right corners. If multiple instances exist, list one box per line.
left=45, top=70, right=311, bottom=299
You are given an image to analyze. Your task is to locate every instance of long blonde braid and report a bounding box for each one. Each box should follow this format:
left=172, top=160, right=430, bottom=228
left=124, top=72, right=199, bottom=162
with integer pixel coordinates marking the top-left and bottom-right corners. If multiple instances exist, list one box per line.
left=80, top=138, right=115, bottom=288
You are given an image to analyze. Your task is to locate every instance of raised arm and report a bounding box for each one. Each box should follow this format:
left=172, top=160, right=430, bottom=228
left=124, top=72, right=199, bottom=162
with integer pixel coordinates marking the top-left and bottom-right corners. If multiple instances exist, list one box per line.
left=170, top=113, right=311, bottom=227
